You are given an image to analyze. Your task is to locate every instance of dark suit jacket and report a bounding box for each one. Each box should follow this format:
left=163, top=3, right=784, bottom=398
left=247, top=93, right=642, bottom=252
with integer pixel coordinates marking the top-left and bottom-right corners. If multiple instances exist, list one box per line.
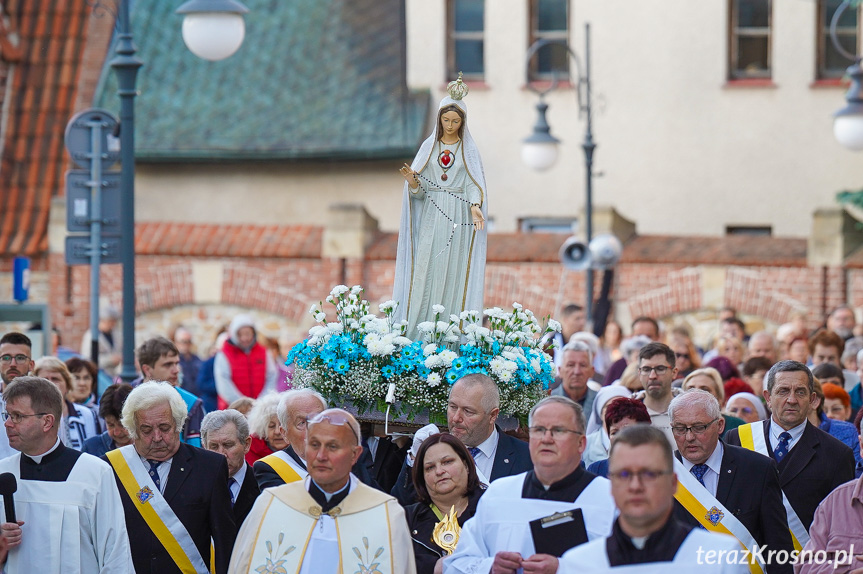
left=368, top=435, right=408, bottom=494
left=725, top=419, right=855, bottom=531
left=673, top=442, right=794, bottom=574
left=233, top=463, right=261, bottom=528
left=105, top=443, right=237, bottom=574
left=391, top=426, right=532, bottom=506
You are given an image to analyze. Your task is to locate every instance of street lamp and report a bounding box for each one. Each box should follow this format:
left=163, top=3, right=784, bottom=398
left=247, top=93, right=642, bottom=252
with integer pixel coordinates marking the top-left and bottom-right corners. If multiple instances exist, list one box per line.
left=830, top=0, right=863, bottom=150
left=110, top=0, right=248, bottom=381
left=523, top=23, right=597, bottom=320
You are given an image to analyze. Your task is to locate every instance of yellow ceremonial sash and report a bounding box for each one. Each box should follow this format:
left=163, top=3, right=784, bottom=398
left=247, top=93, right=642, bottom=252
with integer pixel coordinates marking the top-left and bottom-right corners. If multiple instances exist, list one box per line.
left=738, top=422, right=808, bottom=551
left=673, top=459, right=764, bottom=574
left=260, top=453, right=303, bottom=484
left=106, top=448, right=206, bottom=574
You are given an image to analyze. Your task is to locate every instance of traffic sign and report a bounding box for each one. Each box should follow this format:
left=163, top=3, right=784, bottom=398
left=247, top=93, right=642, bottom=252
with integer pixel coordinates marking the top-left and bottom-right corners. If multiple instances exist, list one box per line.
left=65, top=235, right=122, bottom=266
left=64, top=108, right=120, bottom=170
left=65, top=170, right=122, bottom=233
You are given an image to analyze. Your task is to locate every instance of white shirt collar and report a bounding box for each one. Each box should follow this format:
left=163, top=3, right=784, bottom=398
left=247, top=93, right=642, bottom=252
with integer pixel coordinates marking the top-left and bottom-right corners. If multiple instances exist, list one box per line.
left=474, top=426, right=498, bottom=459
left=232, top=461, right=247, bottom=486
left=680, top=440, right=724, bottom=475
left=25, top=437, right=61, bottom=464
left=769, top=418, right=807, bottom=446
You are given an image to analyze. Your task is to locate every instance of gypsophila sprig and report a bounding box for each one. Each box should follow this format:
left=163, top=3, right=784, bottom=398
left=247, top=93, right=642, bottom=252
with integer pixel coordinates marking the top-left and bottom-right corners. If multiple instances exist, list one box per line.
left=287, top=288, right=559, bottom=421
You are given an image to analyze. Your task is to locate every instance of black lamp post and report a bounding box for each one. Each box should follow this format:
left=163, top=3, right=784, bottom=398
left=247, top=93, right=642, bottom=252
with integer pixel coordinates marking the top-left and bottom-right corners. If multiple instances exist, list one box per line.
left=522, top=23, right=596, bottom=321
left=830, top=0, right=863, bottom=150
left=109, top=0, right=249, bottom=382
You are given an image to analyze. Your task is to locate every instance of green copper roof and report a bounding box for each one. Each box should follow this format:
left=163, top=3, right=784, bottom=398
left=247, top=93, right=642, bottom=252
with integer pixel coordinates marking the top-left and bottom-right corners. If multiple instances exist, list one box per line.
left=94, top=0, right=430, bottom=161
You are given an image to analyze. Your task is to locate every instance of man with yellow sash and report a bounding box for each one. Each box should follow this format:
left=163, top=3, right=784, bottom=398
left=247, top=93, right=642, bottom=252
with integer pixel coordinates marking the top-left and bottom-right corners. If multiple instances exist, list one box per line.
left=0, top=376, right=132, bottom=573
left=559, top=425, right=748, bottom=573
left=105, top=381, right=236, bottom=574
left=725, top=360, right=855, bottom=552
left=252, top=389, right=324, bottom=488
left=668, top=390, right=793, bottom=574
left=229, top=408, right=415, bottom=574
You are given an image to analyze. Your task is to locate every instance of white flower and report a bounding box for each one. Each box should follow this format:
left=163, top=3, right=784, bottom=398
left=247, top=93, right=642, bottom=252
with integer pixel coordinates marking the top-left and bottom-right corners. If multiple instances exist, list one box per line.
left=326, top=295, right=335, bottom=304
left=427, top=373, right=442, bottom=387
left=548, top=319, right=562, bottom=333
left=512, top=302, right=523, bottom=310
left=423, top=344, right=438, bottom=357
left=417, top=322, right=435, bottom=333
left=432, top=304, right=446, bottom=315
left=425, top=355, right=443, bottom=369
left=379, top=300, right=397, bottom=313
left=439, top=350, right=458, bottom=366
left=498, top=370, right=513, bottom=382
left=309, top=304, right=318, bottom=315
left=330, top=285, right=349, bottom=296
left=531, top=358, right=541, bottom=374
left=444, top=334, right=461, bottom=344
left=363, top=333, right=380, bottom=347
left=326, top=322, right=344, bottom=334
left=503, top=360, right=518, bottom=373
left=501, top=351, right=520, bottom=362
left=436, top=321, right=451, bottom=332
left=343, top=304, right=358, bottom=316
left=393, top=336, right=412, bottom=347
left=489, top=356, right=507, bottom=376
left=350, top=285, right=363, bottom=295
left=314, top=312, right=327, bottom=322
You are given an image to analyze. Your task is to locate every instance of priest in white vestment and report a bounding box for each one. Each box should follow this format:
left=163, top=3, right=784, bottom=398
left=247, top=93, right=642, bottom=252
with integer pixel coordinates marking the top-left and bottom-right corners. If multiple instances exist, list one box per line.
left=445, top=396, right=616, bottom=574
left=0, top=376, right=132, bottom=573
left=230, top=408, right=415, bottom=574
left=558, top=425, right=749, bottom=573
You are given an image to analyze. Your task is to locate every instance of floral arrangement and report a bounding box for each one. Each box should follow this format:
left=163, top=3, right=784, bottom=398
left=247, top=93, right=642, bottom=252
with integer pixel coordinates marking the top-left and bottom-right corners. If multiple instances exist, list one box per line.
left=286, top=285, right=559, bottom=422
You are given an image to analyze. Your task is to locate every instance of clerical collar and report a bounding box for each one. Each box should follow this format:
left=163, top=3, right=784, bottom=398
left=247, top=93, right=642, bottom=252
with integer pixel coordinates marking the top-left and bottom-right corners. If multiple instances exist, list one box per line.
left=607, top=516, right=693, bottom=566
left=522, top=465, right=596, bottom=502
left=285, top=445, right=307, bottom=470
left=24, top=437, right=61, bottom=465
left=308, top=476, right=352, bottom=512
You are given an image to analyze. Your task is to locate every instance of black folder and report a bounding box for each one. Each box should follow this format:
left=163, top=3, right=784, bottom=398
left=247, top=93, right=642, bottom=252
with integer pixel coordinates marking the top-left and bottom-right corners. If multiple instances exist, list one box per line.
left=529, top=508, right=589, bottom=557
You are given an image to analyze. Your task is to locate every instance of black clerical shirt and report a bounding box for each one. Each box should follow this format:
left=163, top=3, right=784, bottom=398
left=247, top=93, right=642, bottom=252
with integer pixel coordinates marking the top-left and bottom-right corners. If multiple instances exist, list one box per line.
left=606, top=516, right=693, bottom=566
left=521, top=465, right=597, bottom=502
left=20, top=441, right=82, bottom=482
left=308, top=479, right=351, bottom=513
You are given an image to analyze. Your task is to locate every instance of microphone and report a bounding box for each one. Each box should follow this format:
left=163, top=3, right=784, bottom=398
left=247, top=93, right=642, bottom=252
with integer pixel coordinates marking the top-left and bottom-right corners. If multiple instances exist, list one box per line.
left=0, top=473, right=17, bottom=523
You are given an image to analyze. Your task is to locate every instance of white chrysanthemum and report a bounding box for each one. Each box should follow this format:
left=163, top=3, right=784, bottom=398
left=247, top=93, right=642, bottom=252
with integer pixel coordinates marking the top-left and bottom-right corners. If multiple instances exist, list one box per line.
left=394, top=336, right=412, bottom=347
left=489, top=356, right=507, bottom=376
left=417, top=322, right=435, bottom=333
left=425, top=355, right=443, bottom=369
left=513, top=302, right=523, bottom=310
left=427, top=373, right=442, bottom=387
left=498, top=370, right=513, bottom=382
left=439, top=350, right=458, bottom=366
left=548, top=319, right=562, bottom=333
left=444, top=334, right=461, bottom=344
left=326, top=322, right=344, bottom=334
left=463, top=323, right=478, bottom=335
left=350, top=285, right=363, bottom=295
left=363, top=333, right=380, bottom=346
left=343, top=304, right=358, bottom=316
left=309, top=325, right=328, bottom=338
left=531, top=358, right=542, bottom=374
left=314, top=312, right=327, bottom=322
left=379, top=300, right=397, bottom=313
left=432, top=304, right=446, bottom=315
left=503, top=360, right=518, bottom=373
left=330, top=285, right=349, bottom=296
left=423, top=344, right=438, bottom=357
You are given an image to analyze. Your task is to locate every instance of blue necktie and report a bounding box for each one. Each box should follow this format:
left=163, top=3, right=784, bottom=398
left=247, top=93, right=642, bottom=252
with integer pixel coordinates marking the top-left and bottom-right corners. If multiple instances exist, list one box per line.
left=774, top=432, right=792, bottom=464
left=690, top=463, right=709, bottom=487
left=147, top=460, right=162, bottom=491
left=228, top=477, right=237, bottom=508
left=468, top=447, right=481, bottom=460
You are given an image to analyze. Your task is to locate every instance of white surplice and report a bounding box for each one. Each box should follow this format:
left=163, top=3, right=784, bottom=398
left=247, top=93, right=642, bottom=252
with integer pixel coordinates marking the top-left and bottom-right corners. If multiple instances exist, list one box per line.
left=558, top=528, right=750, bottom=573
left=445, top=471, right=616, bottom=574
left=0, top=452, right=133, bottom=573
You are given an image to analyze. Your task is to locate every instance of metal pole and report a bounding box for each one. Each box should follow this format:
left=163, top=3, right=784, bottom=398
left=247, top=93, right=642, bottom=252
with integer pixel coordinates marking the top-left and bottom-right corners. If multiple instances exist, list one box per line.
left=112, top=0, right=142, bottom=382
left=582, top=23, right=596, bottom=322
left=88, top=119, right=103, bottom=371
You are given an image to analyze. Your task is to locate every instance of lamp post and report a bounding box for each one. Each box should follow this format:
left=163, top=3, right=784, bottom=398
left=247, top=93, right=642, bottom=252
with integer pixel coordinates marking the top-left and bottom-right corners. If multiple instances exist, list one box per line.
left=110, top=0, right=248, bottom=382
left=830, top=0, right=863, bottom=150
left=522, top=23, right=596, bottom=321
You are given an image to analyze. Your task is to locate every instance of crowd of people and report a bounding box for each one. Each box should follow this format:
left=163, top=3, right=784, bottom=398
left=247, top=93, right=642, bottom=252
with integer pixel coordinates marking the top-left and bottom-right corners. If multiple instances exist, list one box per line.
left=0, top=303, right=861, bottom=573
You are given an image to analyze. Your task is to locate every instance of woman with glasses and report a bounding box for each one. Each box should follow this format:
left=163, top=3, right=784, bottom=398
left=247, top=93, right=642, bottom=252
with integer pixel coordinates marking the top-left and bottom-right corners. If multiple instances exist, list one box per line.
left=405, top=433, right=484, bottom=574
left=33, top=357, right=99, bottom=450
left=668, top=332, right=701, bottom=380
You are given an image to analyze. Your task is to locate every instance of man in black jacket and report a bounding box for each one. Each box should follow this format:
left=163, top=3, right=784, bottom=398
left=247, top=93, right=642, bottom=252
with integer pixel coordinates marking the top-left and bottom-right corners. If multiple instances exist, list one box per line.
left=392, top=373, right=531, bottom=505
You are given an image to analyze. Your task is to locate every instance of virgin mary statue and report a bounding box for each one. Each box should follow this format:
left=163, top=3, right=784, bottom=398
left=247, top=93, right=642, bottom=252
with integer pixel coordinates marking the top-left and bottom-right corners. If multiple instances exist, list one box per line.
left=393, top=75, right=488, bottom=339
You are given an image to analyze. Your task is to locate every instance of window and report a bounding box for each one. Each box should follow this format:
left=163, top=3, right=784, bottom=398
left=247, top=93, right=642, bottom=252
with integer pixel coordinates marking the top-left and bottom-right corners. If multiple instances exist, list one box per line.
left=729, top=0, right=772, bottom=79
left=520, top=217, right=576, bottom=234
left=817, top=0, right=859, bottom=79
left=528, top=0, right=569, bottom=81
left=447, top=0, right=484, bottom=80
left=726, top=225, right=772, bottom=236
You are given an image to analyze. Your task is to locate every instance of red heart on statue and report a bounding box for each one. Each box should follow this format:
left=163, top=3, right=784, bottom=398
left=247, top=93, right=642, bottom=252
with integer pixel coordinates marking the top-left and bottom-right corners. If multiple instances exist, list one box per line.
left=441, top=154, right=451, bottom=166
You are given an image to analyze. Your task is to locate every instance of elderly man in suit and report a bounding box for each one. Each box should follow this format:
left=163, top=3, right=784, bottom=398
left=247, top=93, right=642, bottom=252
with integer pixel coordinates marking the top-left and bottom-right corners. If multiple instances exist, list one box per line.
left=726, top=360, right=855, bottom=551
left=104, top=381, right=236, bottom=574
left=392, top=373, right=532, bottom=505
left=202, top=409, right=260, bottom=527
left=669, top=389, right=794, bottom=573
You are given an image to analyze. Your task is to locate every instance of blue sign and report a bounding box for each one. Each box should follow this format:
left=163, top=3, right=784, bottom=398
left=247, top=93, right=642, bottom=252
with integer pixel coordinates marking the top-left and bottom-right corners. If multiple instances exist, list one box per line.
left=12, top=257, right=30, bottom=302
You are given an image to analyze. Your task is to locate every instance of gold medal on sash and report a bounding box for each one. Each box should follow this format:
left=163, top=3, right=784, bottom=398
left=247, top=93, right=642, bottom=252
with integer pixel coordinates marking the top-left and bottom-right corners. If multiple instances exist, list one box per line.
left=432, top=505, right=461, bottom=555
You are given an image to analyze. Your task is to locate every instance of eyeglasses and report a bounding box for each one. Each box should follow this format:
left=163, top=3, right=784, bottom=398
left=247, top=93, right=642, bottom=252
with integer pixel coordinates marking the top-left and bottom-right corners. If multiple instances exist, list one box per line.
left=1, top=411, right=48, bottom=424
left=638, top=366, right=670, bottom=376
left=675, top=352, right=690, bottom=360
left=670, top=419, right=719, bottom=437
left=527, top=426, right=584, bottom=440
left=608, top=469, right=672, bottom=484
left=307, top=412, right=359, bottom=442
left=0, top=355, right=30, bottom=365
